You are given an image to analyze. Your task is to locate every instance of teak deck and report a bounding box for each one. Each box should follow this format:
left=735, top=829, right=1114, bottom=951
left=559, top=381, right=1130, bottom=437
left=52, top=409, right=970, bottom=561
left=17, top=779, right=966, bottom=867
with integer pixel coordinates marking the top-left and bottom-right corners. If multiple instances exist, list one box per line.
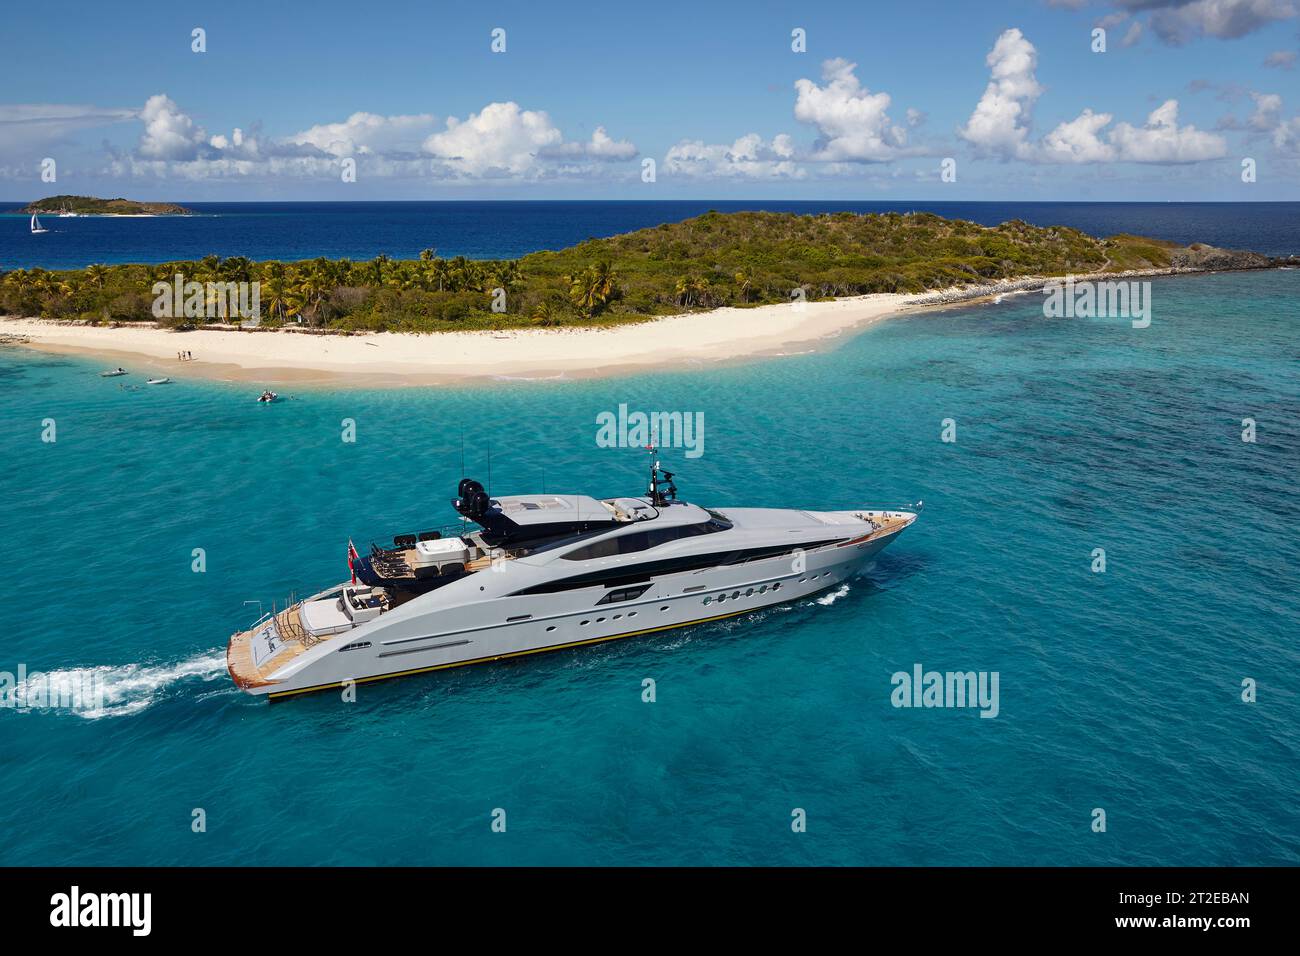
left=227, top=604, right=314, bottom=690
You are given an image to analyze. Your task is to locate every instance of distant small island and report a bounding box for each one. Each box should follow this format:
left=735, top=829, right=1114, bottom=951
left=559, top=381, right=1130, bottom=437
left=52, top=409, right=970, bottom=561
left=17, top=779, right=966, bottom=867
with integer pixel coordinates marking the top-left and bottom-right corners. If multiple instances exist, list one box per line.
left=20, top=195, right=193, bottom=216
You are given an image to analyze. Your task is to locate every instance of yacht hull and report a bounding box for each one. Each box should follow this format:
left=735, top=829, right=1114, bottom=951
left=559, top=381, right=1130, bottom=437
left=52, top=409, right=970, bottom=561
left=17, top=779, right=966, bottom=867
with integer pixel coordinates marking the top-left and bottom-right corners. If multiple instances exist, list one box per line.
left=234, top=518, right=910, bottom=700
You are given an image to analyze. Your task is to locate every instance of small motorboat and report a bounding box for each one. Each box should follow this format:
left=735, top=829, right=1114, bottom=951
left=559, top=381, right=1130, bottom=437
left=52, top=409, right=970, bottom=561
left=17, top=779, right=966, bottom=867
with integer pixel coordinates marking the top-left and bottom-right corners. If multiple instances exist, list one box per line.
left=99, top=367, right=128, bottom=377
left=146, top=377, right=171, bottom=385
left=257, top=390, right=278, bottom=403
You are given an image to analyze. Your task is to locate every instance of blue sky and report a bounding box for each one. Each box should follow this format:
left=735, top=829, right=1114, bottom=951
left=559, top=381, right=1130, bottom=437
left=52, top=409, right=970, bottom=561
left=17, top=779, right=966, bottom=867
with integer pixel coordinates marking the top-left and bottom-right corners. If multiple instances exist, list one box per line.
left=2, top=0, right=1298, bottom=200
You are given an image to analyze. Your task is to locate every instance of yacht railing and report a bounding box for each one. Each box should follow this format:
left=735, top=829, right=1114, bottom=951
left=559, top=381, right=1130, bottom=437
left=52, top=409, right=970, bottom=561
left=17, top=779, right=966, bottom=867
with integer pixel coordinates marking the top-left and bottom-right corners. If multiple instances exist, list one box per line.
left=250, top=593, right=320, bottom=648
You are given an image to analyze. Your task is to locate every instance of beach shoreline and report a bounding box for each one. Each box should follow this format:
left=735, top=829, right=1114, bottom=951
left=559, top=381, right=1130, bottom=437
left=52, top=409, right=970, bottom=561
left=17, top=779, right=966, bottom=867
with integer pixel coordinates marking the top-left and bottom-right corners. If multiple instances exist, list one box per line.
left=0, top=266, right=1270, bottom=387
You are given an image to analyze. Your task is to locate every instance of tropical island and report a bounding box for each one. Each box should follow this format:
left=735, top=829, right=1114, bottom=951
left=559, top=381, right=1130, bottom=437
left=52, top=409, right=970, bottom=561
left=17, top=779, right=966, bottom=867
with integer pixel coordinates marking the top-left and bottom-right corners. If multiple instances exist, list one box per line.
left=0, top=211, right=1286, bottom=385
left=0, top=211, right=1276, bottom=331
left=18, top=195, right=193, bottom=216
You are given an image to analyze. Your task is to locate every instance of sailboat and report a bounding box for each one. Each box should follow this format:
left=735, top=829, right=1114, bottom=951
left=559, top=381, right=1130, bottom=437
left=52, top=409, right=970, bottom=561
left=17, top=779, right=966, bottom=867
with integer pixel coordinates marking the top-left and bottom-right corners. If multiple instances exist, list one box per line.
left=30, top=214, right=48, bottom=234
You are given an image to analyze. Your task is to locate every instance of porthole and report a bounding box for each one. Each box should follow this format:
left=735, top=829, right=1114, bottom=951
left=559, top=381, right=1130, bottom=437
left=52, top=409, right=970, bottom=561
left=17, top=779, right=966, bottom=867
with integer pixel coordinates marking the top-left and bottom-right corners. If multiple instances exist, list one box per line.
left=613, top=614, right=622, bottom=620
left=546, top=626, right=557, bottom=632
left=628, top=611, right=637, bottom=617
left=580, top=620, right=590, bottom=626
left=800, top=578, right=807, bottom=583
left=746, top=588, right=754, bottom=596
left=773, top=582, right=782, bottom=590
left=596, top=617, right=606, bottom=623
left=660, top=605, right=670, bottom=612
left=731, top=591, right=740, bottom=600
left=703, top=596, right=712, bottom=605
left=759, top=585, right=768, bottom=593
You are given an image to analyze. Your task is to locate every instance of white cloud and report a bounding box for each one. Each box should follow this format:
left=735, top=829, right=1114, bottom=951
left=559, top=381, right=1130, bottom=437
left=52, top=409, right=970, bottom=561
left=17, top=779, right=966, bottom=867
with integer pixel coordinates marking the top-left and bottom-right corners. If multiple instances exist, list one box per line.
left=423, top=102, right=563, bottom=178
left=663, top=133, right=803, bottom=179
left=660, top=58, right=918, bottom=180
left=1249, top=91, right=1284, bottom=129
left=419, top=103, right=636, bottom=179
left=1143, top=0, right=1296, bottom=44
left=958, top=28, right=1043, bottom=160
left=288, top=111, right=437, bottom=158
left=0, top=104, right=137, bottom=154
left=137, top=94, right=206, bottom=160
left=1040, top=109, right=1118, bottom=163
left=1273, top=115, right=1300, bottom=148
left=87, top=94, right=635, bottom=182
left=1264, top=49, right=1298, bottom=67
left=542, top=126, right=638, bottom=161
left=961, top=29, right=1227, bottom=163
left=1108, top=99, right=1228, bottom=161
left=793, top=58, right=911, bottom=161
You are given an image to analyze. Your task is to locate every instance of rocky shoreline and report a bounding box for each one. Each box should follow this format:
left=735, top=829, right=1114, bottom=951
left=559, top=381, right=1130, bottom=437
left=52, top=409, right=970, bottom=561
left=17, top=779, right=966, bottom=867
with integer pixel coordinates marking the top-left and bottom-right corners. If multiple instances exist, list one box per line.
left=912, top=246, right=1293, bottom=308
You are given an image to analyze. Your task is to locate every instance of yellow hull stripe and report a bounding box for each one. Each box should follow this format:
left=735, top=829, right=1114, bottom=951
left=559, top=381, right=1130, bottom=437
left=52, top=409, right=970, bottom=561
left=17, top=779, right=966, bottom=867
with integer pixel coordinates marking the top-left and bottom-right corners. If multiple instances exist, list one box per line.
left=265, top=607, right=753, bottom=701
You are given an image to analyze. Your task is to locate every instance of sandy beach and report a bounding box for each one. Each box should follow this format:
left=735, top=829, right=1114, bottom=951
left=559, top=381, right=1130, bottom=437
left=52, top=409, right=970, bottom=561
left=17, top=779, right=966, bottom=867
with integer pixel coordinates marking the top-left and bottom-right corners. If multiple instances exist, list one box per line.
left=0, top=292, right=939, bottom=387
left=1, top=264, right=1259, bottom=387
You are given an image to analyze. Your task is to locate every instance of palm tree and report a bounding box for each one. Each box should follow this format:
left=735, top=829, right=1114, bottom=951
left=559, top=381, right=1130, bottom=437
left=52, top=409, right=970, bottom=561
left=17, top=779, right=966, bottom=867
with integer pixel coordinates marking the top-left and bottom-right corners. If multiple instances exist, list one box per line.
left=531, top=299, right=560, bottom=326
left=447, top=256, right=473, bottom=292
left=674, top=276, right=710, bottom=308
left=197, top=254, right=221, bottom=283
left=564, top=263, right=617, bottom=317
left=85, top=264, right=109, bottom=291
left=220, top=256, right=253, bottom=283
left=591, top=261, right=616, bottom=302
left=295, top=270, right=329, bottom=324
left=261, top=275, right=291, bottom=322
left=488, top=261, right=522, bottom=297
left=566, top=270, right=597, bottom=316
left=427, top=258, right=450, bottom=292
left=734, top=269, right=754, bottom=303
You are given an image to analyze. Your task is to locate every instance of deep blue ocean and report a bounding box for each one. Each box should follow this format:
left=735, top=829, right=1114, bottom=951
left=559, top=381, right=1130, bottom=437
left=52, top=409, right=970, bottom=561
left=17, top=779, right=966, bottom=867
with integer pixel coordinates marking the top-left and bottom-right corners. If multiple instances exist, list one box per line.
left=3, top=200, right=1299, bottom=270
left=0, top=202, right=1297, bottom=865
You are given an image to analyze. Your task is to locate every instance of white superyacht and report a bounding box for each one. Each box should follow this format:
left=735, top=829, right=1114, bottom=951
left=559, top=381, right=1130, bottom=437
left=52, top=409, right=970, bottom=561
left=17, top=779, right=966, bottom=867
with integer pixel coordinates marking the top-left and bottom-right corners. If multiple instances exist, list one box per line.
left=228, top=454, right=919, bottom=700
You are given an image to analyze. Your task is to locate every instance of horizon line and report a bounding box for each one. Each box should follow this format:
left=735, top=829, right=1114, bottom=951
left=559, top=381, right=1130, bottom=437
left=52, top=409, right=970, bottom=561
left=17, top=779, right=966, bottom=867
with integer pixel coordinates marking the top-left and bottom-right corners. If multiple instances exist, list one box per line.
left=4, top=198, right=1298, bottom=206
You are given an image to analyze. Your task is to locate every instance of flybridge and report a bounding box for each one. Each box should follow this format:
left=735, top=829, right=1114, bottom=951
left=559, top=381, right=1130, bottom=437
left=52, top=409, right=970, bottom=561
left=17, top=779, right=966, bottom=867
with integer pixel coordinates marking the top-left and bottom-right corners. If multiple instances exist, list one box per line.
left=453, top=479, right=621, bottom=546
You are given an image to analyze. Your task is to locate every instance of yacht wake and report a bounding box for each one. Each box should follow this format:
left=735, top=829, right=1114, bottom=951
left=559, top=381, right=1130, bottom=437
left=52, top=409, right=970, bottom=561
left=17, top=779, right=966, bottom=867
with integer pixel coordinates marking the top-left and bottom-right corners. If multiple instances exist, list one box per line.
left=814, top=584, right=851, bottom=606
left=10, top=649, right=229, bottom=719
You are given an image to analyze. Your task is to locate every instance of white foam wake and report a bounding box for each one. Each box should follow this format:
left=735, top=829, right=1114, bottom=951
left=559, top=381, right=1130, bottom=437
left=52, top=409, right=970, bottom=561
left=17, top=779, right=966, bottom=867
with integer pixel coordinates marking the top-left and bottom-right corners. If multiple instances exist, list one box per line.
left=814, top=584, right=851, bottom=606
left=11, top=649, right=228, bottom=719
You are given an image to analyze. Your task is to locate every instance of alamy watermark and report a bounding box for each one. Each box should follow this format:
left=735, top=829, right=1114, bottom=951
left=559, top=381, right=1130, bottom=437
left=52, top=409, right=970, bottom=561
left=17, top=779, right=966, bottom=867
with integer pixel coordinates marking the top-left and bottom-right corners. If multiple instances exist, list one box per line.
left=891, top=663, right=1000, bottom=718
left=1042, top=277, right=1151, bottom=328
left=1, top=664, right=106, bottom=713
left=596, top=403, right=705, bottom=458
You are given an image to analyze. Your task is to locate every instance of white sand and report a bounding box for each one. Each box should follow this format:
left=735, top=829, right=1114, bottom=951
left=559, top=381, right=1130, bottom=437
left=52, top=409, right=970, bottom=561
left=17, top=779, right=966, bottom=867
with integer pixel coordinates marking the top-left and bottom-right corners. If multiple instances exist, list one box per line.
left=2, top=292, right=936, bottom=387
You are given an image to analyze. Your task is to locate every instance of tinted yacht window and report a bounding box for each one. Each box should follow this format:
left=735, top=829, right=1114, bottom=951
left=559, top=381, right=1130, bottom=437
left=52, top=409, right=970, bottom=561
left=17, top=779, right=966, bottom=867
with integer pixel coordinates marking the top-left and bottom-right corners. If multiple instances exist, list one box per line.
left=562, top=520, right=729, bottom=560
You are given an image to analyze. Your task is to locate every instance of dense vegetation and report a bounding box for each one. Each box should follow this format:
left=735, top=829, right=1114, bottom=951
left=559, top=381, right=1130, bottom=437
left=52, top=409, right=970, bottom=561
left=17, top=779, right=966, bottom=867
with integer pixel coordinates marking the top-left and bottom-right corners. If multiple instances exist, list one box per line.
left=21, top=195, right=193, bottom=215
left=0, top=211, right=1179, bottom=332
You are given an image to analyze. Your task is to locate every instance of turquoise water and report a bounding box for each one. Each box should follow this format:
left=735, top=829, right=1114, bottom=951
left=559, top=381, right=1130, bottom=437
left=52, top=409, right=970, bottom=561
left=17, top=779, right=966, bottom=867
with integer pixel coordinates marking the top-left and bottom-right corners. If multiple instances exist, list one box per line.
left=1, top=270, right=1296, bottom=865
